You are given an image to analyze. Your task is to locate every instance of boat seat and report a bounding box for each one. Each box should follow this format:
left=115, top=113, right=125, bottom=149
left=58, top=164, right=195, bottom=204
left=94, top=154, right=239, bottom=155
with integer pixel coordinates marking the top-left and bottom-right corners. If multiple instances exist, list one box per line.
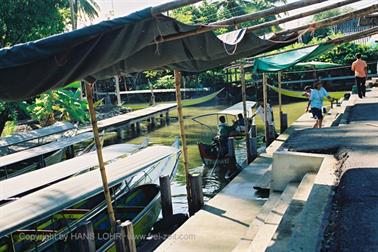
left=115, top=206, right=145, bottom=212
left=60, top=208, right=91, bottom=215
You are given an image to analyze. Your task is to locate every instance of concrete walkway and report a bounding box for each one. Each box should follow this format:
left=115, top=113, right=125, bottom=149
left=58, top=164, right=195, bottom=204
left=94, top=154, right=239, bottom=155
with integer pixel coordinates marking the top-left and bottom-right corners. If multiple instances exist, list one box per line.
left=156, top=99, right=345, bottom=252
left=282, top=88, right=378, bottom=251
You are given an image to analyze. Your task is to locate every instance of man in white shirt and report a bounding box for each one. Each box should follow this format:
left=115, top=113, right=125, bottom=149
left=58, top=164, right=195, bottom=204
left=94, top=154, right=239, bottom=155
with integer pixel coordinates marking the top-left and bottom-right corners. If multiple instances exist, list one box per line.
left=251, top=99, right=277, bottom=139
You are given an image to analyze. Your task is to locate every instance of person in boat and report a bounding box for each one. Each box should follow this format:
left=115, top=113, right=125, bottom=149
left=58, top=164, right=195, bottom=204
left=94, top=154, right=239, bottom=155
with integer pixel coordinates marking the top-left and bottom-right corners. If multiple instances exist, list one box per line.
left=251, top=99, right=278, bottom=139
left=309, top=82, right=333, bottom=128
left=236, top=113, right=246, bottom=133
left=216, top=115, right=237, bottom=155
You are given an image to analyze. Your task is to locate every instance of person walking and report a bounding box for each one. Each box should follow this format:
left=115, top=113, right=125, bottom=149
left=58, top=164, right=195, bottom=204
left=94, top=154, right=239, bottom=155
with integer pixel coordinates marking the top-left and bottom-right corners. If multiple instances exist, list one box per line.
left=351, top=53, right=368, bottom=98
left=309, top=82, right=333, bottom=128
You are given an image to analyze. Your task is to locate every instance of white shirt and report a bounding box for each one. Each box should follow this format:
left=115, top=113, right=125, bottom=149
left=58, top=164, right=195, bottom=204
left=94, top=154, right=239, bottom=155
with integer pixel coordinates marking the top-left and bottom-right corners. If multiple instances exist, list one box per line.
left=256, top=104, right=274, bottom=125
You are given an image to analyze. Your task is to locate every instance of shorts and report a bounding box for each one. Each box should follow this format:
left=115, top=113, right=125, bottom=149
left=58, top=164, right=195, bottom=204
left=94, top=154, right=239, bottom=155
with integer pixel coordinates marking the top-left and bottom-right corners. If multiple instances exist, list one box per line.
left=311, top=108, right=323, bottom=120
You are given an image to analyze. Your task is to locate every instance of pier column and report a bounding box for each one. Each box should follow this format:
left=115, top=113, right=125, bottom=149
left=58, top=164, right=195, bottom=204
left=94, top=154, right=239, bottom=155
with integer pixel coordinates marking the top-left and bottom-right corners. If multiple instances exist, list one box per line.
left=165, top=111, right=170, bottom=125
left=115, top=220, right=137, bottom=252
left=280, top=112, right=288, bottom=133
left=150, top=117, right=156, bottom=129
left=70, top=221, right=96, bottom=251
left=189, top=173, right=204, bottom=216
left=227, top=137, right=236, bottom=161
left=160, top=175, right=173, bottom=219
left=249, top=122, right=258, bottom=159
left=160, top=113, right=165, bottom=126
left=135, top=122, right=141, bottom=135
left=66, top=145, right=75, bottom=159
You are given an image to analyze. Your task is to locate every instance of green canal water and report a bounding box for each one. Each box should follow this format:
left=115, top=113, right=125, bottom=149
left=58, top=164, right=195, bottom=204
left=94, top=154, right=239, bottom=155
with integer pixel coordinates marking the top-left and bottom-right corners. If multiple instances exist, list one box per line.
left=109, top=101, right=307, bottom=213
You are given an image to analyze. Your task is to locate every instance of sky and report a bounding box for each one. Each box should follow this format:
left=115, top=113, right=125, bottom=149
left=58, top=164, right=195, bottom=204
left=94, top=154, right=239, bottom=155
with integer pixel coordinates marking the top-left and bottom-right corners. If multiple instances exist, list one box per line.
left=83, top=0, right=376, bottom=29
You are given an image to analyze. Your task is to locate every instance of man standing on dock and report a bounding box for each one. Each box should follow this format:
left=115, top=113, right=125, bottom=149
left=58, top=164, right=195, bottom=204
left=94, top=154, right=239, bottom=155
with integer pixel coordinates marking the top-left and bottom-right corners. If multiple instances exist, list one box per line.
left=351, top=53, right=368, bottom=99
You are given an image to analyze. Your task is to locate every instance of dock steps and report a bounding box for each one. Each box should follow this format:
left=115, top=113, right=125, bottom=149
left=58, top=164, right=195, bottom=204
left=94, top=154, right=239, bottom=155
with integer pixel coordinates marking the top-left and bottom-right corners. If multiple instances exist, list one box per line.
left=246, top=183, right=299, bottom=252
left=267, top=173, right=316, bottom=252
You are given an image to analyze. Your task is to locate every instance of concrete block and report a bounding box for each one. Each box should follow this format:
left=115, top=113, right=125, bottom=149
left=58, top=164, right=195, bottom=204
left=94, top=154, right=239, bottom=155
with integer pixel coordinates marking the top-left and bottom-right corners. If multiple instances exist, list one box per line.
left=271, top=151, right=325, bottom=191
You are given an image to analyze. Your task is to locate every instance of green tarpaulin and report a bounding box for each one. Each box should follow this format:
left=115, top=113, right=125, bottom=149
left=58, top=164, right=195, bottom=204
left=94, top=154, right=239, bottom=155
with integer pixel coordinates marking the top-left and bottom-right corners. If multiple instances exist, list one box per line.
left=0, top=7, right=297, bottom=101
left=253, top=44, right=334, bottom=73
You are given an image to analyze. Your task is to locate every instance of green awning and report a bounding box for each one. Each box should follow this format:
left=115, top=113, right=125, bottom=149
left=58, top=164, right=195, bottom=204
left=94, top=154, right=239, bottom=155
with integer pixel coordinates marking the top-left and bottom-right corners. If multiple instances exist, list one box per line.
left=253, top=44, right=334, bottom=73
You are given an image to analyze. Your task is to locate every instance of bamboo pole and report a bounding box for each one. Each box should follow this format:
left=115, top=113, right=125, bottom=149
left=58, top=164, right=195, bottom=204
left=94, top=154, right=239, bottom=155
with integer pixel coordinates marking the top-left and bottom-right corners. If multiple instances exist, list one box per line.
left=85, top=83, right=116, bottom=231
left=278, top=71, right=282, bottom=115
left=151, top=0, right=202, bottom=15
left=276, top=4, right=378, bottom=36
left=247, top=26, right=378, bottom=61
left=240, top=63, right=251, bottom=163
left=246, top=0, right=360, bottom=33
left=152, top=0, right=328, bottom=44
left=174, top=70, right=192, bottom=206
left=262, top=73, right=269, bottom=147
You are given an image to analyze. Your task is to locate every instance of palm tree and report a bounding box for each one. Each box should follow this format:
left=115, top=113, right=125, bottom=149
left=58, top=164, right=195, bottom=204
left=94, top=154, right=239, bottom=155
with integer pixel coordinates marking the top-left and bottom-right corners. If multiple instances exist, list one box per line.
left=69, top=0, right=100, bottom=30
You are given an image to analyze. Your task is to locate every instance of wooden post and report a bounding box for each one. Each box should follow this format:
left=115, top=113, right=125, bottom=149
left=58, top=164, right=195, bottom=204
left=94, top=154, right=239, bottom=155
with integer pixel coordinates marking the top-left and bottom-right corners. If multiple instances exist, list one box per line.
left=71, top=221, right=96, bottom=252
left=85, top=83, right=116, bottom=231
left=278, top=71, right=284, bottom=134
left=150, top=85, right=156, bottom=106
left=240, top=63, right=252, bottom=163
left=115, top=220, right=137, bottom=252
left=262, top=73, right=269, bottom=147
left=189, top=173, right=204, bottom=216
left=174, top=70, right=192, bottom=211
left=37, top=155, right=46, bottom=169
left=160, top=114, right=165, bottom=126
left=227, top=137, right=236, bottom=159
left=165, top=110, right=170, bottom=125
left=115, top=75, right=121, bottom=106
left=66, top=145, right=75, bottom=159
left=249, top=119, right=257, bottom=158
left=281, top=113, right=288, bottom=133
left=136, top=122, right=141, bottom=135
left=159, top=175, right=173, bottom=219
left=150, top=117, right=156, bottom=129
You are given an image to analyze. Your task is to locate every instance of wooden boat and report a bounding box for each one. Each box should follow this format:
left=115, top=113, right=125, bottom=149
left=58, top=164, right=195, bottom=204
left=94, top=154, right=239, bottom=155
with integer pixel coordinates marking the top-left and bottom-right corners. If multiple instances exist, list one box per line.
left=0, top=144, right=181, bottom=251
left=0, top=132, right=94, bottom=180
left=0, top=148, right=65, bottom=180
left=193, top=101, right=256, bottom=168
left=0, top=142, right=148, bottom=203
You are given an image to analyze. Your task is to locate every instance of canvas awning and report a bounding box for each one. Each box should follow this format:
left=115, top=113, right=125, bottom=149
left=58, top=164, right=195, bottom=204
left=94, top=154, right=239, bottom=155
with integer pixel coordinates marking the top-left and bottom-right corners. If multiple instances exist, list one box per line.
left=0, top=7, right=297, bottom=101
left=252, top=44, right=334, bottom=73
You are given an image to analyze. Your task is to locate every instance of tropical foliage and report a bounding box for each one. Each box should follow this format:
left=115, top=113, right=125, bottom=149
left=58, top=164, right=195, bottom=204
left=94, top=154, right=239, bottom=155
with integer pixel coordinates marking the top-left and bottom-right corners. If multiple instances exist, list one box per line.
left=27, top=89, right=89, bottom=126
left=68, top=0, right=100, bottom=30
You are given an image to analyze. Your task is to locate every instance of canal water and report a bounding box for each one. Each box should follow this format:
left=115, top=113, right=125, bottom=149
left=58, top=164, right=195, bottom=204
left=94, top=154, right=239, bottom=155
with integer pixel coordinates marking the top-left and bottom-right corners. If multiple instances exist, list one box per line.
left=104, top=101, right=307, bottom=214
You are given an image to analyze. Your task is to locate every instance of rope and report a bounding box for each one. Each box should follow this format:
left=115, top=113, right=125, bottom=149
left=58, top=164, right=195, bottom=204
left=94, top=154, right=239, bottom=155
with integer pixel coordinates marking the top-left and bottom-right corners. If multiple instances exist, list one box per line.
left=223, top=41, right=239, bottom=55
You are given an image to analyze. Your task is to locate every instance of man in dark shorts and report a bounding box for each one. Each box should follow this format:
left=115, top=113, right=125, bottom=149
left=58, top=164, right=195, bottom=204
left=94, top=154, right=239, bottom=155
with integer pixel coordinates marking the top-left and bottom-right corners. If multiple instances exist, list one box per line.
left=310, top=83, right=333, bottom=128
left=351, top=53, right=368, bottom=98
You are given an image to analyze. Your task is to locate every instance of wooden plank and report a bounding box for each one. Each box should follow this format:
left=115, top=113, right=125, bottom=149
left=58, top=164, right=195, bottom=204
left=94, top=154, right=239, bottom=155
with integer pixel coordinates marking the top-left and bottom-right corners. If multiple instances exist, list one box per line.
left=81, top=103, right=176, bottom=132
left=0, top=132, right=93, bottom=168
left=0, top=122, right=74, bottom=149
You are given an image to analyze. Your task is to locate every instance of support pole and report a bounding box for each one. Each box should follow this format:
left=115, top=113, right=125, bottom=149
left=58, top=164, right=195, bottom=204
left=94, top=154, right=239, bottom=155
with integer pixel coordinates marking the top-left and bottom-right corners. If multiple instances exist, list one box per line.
left=240, top=64, right=252, bottom=163
left=159, top=175, right=173, bottom=219
left=85, top=83, right=116, bottom=231
left=115, top=75, right=121, bottom=106
left=174, top=70, right=192, bottom=210
left=262, top=73, right=269, bottom=147
left=189, top=173, right=204, bottom=216
left=278, top=71, right=283, bottom=133
left=115, top=220, right=137, bottom=252
left=71, top=221, right=96, bottom=251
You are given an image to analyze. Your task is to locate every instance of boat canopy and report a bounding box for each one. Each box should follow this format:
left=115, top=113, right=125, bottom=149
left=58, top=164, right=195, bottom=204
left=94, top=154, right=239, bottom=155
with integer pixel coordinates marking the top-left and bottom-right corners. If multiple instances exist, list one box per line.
left=218, top=101, right=256, bottom=117
left=0, top=145, right=180, bottom=236
left=0, top=143, right=143, bottom=201
left=192, top=101, right=256, bottom=122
